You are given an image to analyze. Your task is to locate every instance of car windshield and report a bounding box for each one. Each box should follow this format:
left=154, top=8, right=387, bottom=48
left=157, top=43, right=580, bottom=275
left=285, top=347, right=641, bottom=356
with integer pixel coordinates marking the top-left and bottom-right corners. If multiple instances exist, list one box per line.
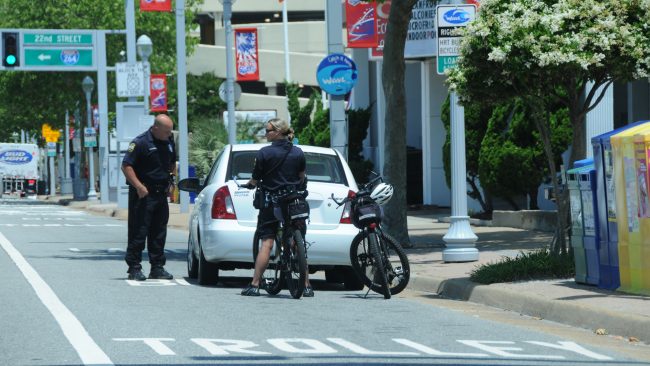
left=229, top=150, right=348, bottom=185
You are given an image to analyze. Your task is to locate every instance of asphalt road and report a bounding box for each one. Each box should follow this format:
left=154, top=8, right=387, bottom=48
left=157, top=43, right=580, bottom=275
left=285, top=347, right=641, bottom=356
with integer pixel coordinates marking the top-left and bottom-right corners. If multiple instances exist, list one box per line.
left=1, top=199, right=648, bottom=366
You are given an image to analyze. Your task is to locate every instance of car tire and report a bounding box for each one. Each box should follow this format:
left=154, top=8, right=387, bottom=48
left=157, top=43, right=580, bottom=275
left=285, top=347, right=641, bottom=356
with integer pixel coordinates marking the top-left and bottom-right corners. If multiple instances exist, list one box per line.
left=187, top=235, right=198, bottom=279
left=198, top=242, right=219, bottom=286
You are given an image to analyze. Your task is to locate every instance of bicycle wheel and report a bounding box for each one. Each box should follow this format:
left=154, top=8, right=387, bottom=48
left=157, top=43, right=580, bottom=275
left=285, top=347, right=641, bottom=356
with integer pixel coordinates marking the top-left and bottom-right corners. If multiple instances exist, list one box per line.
left=252, top=230, right=282, bottom=295
left=367, top=231, right=391, bottom=299
left=285, top=228, right=307, bottom=299
left=380, top=232, right=410, bottom=295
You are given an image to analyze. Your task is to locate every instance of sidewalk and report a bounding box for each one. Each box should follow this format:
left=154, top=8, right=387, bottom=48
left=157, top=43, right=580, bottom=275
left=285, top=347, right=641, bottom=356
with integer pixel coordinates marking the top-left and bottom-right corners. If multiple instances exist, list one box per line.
left=41, top=195, right=650, bottom=343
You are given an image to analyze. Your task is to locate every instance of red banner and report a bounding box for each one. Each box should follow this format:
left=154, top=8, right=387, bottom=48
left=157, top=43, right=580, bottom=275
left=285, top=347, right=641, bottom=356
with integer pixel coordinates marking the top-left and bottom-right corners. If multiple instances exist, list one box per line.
left=370, top=1, right=391, bottom=59
left=466, top=0, right=481, bottom=7
left=150, top=74, right=168, bottom=112
left=235, top=28, right=260, bottom=82
left=140, top=0, right=171, bottom=12
left=346, top=0, right=378, bottom=48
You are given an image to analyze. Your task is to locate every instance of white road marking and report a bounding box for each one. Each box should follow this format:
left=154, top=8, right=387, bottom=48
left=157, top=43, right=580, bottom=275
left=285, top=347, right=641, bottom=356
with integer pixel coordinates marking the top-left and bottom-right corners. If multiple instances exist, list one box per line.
left=0, top=232, right=113, bottom=365
left=393, top=338, right=487, bottom=357
left=113, top=338, right=176, bottom=356
left=526, top=341, right=613, bottom=361
left=69, top=248, right=80, bottom=252
left=190, top=339, right=271, bottom=355
left=326, top=338, right=418, bottom=355
left=458, top=340, right=564, bottom=359
left=267, top=339, right=337, bottom=354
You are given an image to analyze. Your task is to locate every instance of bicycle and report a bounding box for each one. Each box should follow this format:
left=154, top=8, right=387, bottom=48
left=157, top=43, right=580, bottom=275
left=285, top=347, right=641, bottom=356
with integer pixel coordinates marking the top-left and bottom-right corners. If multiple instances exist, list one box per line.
left=236, top=179, right=310, bottom=299
left=331, top=175, right=410, bottom=299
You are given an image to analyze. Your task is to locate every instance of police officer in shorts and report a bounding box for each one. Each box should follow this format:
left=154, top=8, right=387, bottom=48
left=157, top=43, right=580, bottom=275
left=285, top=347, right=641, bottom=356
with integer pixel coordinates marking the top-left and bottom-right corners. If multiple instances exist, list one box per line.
left=240, top=118, right=313, bottom=297
left=121, top=114, right=177, bottom=281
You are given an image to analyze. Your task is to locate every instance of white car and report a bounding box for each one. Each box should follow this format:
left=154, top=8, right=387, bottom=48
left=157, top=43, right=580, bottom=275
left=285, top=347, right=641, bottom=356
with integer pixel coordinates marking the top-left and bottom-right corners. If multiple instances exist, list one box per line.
left=178, top=143, right=364, bottom=289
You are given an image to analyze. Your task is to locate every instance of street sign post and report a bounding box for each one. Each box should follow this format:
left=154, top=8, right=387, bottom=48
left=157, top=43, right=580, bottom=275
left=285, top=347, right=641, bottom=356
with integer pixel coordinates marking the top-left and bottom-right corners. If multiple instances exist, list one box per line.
left=436, top=5, right=476, bottom=75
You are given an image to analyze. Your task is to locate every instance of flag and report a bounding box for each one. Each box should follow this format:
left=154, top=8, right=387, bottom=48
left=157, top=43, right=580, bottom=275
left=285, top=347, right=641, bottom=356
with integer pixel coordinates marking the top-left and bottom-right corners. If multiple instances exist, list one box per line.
left=235, top=28, right=260, bottom=82
left=346, top=0, right=378, bottom=48
left=140, top=0, right=171, bottom=12
left=150, top=74, right=168, bottom=112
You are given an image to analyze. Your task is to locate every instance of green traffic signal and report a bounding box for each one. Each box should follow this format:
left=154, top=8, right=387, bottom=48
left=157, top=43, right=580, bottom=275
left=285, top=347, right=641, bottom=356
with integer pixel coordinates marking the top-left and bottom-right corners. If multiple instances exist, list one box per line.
left=5, top=54, right=16, bottom=65
left=2, top=32, right=19, bottom=67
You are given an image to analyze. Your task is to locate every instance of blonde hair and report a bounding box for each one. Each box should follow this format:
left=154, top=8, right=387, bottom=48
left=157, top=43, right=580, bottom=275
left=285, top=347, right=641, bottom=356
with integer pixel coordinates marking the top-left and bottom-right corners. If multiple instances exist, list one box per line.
left=268, top=118, right=294, bottom=139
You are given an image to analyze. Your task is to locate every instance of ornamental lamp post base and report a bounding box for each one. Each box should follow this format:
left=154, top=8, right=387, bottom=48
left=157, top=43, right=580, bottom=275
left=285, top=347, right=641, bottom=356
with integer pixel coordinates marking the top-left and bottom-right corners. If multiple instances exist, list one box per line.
left=442, top=215, right=479, bottom=262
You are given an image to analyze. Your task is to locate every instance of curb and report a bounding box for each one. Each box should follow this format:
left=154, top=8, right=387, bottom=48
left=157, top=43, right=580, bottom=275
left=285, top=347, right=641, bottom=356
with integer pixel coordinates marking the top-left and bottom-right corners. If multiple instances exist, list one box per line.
left=408, top=274, right=650, bottom=343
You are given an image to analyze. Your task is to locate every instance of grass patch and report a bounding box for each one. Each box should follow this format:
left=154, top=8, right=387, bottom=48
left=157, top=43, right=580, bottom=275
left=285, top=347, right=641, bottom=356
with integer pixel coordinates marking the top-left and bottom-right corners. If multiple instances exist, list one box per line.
left=469, top=249, right=575, bottom=284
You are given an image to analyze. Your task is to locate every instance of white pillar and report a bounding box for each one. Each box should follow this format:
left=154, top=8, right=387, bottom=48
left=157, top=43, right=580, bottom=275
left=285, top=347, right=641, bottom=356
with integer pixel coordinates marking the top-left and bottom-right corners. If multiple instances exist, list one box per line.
left=224, top=0, right=237, bottom=145
left=585, top=81, right=614, bottom=159
left=176, top=0, right=190, bottom=213
left=442, top=92, right=478, bottom=262
left=375, top=60, right=385, bottom=175
left=420, top=60, right=432, bottom=204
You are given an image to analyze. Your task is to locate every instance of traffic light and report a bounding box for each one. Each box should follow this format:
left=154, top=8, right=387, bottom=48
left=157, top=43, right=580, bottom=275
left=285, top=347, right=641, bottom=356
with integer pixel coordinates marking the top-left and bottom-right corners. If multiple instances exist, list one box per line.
left=2, top=32, right=19, bottom=67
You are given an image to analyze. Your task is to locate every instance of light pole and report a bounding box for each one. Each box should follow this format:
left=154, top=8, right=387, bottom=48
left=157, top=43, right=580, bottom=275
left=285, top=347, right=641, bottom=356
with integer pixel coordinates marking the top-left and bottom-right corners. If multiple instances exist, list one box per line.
left=137, top=34, right=153, bottom=114
left=219, top=0, right=237, bottom=144
left=82, top=76, right=98, bottom=200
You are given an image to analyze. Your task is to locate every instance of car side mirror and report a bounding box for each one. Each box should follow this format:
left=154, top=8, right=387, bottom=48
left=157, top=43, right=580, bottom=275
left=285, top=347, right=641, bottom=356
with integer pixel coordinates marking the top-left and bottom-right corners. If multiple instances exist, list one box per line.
left=178, top=177, right=202, bottom=193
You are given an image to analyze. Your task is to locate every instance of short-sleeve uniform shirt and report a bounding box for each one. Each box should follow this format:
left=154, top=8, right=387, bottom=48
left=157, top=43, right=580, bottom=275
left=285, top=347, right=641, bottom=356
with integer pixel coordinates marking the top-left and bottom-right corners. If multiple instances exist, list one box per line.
left=252, top=140, right=305, bottom=192
left=122, top=129, right=177, bottom=186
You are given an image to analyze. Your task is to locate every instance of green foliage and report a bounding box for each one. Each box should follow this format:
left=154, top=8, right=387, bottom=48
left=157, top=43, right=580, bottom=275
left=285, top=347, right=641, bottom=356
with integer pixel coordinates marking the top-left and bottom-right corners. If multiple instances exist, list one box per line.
left=286, top=84, right=375, bottom=183
left=469, top=249, right=575, bottom=284
left=441, top=95, right=493, bottom=212
left=188, top=117, right=227, bottom=178
left=478, top=100, right=571, bottom=209
left=0, top=0, right=201, bottom=139
left=187, top=73, right=226, bottom=123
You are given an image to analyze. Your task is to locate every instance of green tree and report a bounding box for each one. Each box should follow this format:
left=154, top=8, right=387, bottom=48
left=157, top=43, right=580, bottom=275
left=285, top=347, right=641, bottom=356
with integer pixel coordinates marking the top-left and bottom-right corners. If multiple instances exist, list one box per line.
left=447, top=0, right=650, bottom=253
left=0, top=0, right=201, bottom=141
left=187, top=73, right=226, bottom=123
left=188, top=117, right=227, bottom=178
left=479, top=100, right=572, bottom=210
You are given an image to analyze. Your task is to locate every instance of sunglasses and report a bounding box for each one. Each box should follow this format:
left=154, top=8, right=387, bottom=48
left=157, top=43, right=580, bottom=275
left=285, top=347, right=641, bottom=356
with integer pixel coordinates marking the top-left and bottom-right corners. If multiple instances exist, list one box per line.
left=265, top=128, right=276, bottom=133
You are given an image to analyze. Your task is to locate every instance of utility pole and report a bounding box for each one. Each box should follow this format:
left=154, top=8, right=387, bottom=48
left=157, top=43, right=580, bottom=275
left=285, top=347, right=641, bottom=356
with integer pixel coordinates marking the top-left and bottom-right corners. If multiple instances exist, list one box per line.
left=325, top=0, right=347, bottom=159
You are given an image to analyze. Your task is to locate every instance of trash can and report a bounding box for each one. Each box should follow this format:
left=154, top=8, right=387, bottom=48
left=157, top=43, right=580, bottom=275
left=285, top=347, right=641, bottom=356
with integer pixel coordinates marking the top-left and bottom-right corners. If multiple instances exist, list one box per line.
left=72, top=178, right=88, bottom=201
left=591, top=120, right=650, bottom=290
left=611, top=122, right=650, bottom=293
left=633, top=131, right=650, bottom=293
left=567, top=159, right=592, bottom=284
left=578, top=161, right=599, bottom=285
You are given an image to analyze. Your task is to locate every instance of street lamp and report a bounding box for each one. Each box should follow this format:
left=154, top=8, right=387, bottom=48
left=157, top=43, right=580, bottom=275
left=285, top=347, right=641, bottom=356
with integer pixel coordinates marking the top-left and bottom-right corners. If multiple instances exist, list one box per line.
left=136, top=34, right=153, bottom=114
left=219, top=0, right=237, bottom=144
left=82, top=76, right=98, bottom=200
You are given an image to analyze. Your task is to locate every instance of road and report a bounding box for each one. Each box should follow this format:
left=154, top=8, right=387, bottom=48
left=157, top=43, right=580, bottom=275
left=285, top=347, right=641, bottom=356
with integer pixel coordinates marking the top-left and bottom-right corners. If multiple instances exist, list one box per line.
left=1, top=199, right=649, bottom=366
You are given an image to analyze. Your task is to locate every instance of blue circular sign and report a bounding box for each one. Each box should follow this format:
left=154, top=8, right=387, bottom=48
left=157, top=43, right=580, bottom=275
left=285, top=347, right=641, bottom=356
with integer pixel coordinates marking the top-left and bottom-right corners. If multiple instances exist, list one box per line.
left=316, top=53, right=358, bottom=96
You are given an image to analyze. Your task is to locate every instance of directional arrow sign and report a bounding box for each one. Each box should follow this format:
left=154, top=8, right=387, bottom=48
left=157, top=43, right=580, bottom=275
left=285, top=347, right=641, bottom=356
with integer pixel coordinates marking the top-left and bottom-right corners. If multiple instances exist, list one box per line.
left=24, top=48, right=94, bottom=68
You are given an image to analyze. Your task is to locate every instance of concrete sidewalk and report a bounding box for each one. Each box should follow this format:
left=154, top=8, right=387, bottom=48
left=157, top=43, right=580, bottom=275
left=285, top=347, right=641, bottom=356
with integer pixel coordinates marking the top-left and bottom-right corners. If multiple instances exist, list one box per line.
left=41, top=195, right=650, bottom=343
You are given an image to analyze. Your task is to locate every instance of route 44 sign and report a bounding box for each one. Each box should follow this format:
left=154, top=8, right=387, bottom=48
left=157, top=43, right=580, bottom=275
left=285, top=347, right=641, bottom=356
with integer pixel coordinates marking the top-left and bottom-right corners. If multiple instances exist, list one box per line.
left=116, top=62, right=145, bottom=97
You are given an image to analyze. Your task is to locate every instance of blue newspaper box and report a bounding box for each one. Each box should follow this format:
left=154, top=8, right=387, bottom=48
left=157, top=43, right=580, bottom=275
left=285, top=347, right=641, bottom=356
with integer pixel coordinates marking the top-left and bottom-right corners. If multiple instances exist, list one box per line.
left=591, top=120, right=650, bottom=290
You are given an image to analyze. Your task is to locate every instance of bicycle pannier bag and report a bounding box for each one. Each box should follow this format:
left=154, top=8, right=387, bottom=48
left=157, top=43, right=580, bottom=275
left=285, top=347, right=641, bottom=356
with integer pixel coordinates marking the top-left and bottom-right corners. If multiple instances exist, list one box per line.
left=286, top=198, right=310, bottom=221
left=352, top=201, right=382, bottom=229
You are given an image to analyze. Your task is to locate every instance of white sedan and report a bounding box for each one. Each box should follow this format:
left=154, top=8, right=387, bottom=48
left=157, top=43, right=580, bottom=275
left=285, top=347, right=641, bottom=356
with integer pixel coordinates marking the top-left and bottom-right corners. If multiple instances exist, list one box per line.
left=178, top=143, right=363, bottom=289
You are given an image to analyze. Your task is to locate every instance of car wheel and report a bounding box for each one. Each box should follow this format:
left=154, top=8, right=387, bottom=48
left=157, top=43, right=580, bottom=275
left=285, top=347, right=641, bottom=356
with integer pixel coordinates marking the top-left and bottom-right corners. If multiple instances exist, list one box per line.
left=187, top=235, right=198, bottom=279
left=197, top=241, right=219, bottom=286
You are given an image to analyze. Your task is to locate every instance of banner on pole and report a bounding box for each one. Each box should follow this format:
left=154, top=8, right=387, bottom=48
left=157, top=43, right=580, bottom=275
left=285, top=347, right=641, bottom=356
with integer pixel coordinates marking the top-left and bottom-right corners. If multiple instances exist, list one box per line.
left=150, top=74, right=168, bottom=112
left=235, top=28, right=260, bottom=82
left=345, top=0, right=378, bottom=48
left=140, top=0, right=171, bottom=12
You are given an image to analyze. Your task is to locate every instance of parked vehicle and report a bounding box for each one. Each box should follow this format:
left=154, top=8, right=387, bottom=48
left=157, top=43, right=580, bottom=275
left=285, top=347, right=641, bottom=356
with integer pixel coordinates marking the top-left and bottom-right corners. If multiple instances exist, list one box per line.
left=0, top=143, right=39, bottom=198
left=178, top=144, right=363, bottom=289
left=331, top=174, right=410, bottom=299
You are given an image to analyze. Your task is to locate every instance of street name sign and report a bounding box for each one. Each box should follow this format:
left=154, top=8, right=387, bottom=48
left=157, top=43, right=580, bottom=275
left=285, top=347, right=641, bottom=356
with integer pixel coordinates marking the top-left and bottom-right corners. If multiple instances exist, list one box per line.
left=436, top=5, right=476, bottom=75
left=23, top=32, right=94, bottom=46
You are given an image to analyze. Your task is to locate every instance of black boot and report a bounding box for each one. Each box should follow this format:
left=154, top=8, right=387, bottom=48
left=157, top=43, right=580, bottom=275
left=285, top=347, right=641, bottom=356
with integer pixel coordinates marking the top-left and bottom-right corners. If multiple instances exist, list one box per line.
left=149, top=266, right=173, bottom=280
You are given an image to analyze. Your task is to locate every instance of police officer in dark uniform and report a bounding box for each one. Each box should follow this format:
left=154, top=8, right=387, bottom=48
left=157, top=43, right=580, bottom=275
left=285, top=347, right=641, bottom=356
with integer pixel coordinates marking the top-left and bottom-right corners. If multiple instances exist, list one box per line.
left=121, top=114, right=177, bottom=281
left=240, top=118, right=314, bottom=297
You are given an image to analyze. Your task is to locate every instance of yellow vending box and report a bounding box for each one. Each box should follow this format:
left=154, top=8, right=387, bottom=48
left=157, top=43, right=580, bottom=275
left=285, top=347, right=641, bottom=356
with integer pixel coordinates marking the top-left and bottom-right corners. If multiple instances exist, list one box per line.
left=610, top=124, right=650, bottom=293
left=633, top=131, right=650, bottom=294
